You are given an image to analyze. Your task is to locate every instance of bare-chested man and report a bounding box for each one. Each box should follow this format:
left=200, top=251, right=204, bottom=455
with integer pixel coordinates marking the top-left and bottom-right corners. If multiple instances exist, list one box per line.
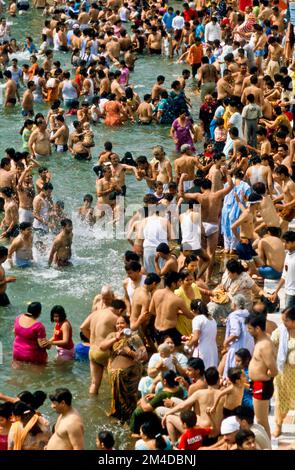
left=246, top=313, right=278, bottom=438
left=92, top=285, right=115, bottom=312
left=136, top=94, right=153, bottom=124
left=149, top=271, right=194, bottom=347
left=197, top=56, right=219, bottom=102
left=106, top=35, right=121, bottom=64
left=253, top=25, right=267, bottom=74
left=274, top=164, right=295, bottom=231
left=151, top=75, right=166, bottom=101
left=256, top=227, right=285, bottom=279
left=162, top=367, right=224, bottom=445
left=151, top=145, right=172, bottom=190
left=110, top=70, right=125, bottom=99
left=265, top=36, right=283, bottom=80
left=232, top=64, right=249, bottom=97
left=50, top=114, right=69, bottom=152
left=21, top=80, right=35, bottom=117
left=174, top=145, right=211, bottom=189
left=208, top=154, right=226, bottom=193
left=33, top=182, right=53, bottom=235
left=80, top=299, right=126, bottom=394
left=17, top=165, right=36, bottom=224
left=181, top=171, right=233, bottom=283
left=46, top=388, right=84, bottom=450
left=245, top=156, right=272, bottom=194
left=147, top=26, right=162, bottom=54
left=28, top=119, right=52, bottom=158
left=252, top=182, right=280, bottom=229
left=0, top=187, right=19, bottom=240
left=0, top=245, right=16, bottom=306
left=0, top=157, right=15, bottom=194
left=36, top=167, right=51, bottom=194
left=3, top=70, right=19, bottom=107
left=8, top=222, right=33, bottom=268
left=131, top=273, right=160, bottom=350
left=241, top=75, right=264, bottom=107
left=110, top=153, right=138, bottom=196
left=48, top=218, right=73, bottom=267
left=231, top=192, right=262, bottom=274
left=96, top=163, right=121, bottom=218
left=217, top=69, right=234, bottom=100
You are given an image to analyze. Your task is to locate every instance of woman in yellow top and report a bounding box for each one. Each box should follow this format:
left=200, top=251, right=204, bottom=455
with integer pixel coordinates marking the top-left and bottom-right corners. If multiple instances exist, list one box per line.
left=174, top=270, right=202, bottom=336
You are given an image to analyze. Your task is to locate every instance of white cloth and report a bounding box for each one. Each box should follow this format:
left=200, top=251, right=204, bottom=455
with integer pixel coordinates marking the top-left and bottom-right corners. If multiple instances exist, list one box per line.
left=172, top=16, right=185, bottom=30
left=282, top=251, right=295, bottom=295
left=204, top=22, right=221, bottom=43
left=276, top=324, right=289, bottom=373
left=192, top=314, right=218, bottom=369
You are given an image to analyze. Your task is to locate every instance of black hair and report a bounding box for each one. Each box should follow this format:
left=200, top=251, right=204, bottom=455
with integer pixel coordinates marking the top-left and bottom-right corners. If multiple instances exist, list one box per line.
left=0, top=246, right=8, bottom=259
left=228, top=367, right=243, bottom=384
left=124, top=250, right=140, bottom=262
left=162, top=370, right=177, bottom=387
left=27, top=302, right=42, bottom=318
left=180, top=410, right=197, bottom=428
left=236, top=429, right=255, bottom=447
left=282, top=231, right=295, bottom=243
left=205, top=367, right=219, bottom=386
left=50, top=305, right=67, bottom=323
left=60, top=218, right=72, bottom=228
left=283, top=306, right=295, bottom=322
left=235, top=348, right=252, bottom=367
left=49, top=388, right=72, bottom=406
left=110, top=299, right=126, bottom=311
left=125, top=260, right=141, bottom=272
left=156, top=242, right=170, bottom=255
left=43, top=182, right=53, bottom=191
left=140, top=418, right=166, bottom=450
left=187, top=357, right=205, bottom=375
left=226, top=259, right=245, bottom=275
left=245, top=313, right=266, bottom=331
left=19, top=222, right=32, bottom=231
left=235, top=406, right=254, bottom=425
left=275, top=165, right=289, bottom=177
left=164, top=271, right=180, bottom=288
left=0, top=402, right=13, bottom=419
left=191, top=299, right=210, bottom=318
left=144, top=273, right=161, bottom=285
left=97, top=430, right=115, bottom=449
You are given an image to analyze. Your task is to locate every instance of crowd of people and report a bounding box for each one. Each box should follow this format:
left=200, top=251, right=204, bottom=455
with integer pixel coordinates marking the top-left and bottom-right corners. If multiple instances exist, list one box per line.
left=0, top=0, right=295, bottom=452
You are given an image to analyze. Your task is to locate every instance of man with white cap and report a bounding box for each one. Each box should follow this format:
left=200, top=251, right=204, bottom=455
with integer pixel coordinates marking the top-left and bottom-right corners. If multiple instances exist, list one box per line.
left=201, top=416, right=239, bottom=450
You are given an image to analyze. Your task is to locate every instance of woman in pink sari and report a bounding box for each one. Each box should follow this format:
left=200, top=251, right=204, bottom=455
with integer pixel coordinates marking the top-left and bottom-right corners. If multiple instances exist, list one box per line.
left=13, top=302, right=49, bottom=365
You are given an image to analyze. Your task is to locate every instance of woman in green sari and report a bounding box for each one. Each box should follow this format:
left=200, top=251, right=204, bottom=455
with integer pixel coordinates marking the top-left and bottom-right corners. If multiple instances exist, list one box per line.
left=100, top=315, right=147, bottom=423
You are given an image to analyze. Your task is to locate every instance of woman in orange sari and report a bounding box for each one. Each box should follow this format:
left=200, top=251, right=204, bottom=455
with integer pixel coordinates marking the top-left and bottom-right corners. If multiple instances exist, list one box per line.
left=8, top=402, right=50, bottom=450
left=104, top=93, right=126, bottom=126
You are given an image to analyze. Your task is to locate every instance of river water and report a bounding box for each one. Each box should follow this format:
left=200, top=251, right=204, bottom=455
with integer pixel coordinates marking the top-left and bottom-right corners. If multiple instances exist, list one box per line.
left=0, top=8, right=201, bottom=449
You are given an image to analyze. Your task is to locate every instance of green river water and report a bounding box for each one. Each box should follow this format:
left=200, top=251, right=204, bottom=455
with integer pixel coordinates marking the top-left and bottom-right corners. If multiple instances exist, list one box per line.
left=0, top=8, right=201, bottom=449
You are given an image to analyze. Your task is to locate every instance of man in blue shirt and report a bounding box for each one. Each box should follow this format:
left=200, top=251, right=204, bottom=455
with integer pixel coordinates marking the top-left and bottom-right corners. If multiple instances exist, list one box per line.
left=162, top=7, right=176, bottom=33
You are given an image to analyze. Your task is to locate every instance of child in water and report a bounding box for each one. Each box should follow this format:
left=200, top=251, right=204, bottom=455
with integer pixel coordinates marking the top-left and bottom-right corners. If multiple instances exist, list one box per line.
left=96, top=430, right=115, bottom=450
left=78, top=194, right=96, bottom=226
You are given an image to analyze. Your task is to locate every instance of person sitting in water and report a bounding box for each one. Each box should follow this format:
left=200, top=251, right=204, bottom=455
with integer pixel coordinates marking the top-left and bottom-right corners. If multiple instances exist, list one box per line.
left=7, top=222, right=33, bottom=268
